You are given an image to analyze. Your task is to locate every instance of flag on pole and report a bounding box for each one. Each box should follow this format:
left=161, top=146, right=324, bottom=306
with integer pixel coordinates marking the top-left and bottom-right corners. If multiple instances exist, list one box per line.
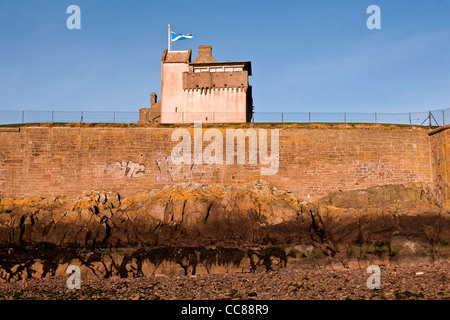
left=168, top=24, right=192, bottom=52
left=171, top=31, right=193, bottom=42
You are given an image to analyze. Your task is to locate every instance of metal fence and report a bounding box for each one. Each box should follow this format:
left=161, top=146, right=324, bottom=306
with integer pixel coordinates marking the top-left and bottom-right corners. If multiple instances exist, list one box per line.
left=0, top=109, right=448, bottom=126
left=0, top=110, right=139, bottom=125
left=253, top=109, right=448, bottom=126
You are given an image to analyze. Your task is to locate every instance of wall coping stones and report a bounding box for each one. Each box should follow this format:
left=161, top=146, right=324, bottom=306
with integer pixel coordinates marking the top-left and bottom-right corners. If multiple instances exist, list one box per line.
left=428, top=124, right=450, bottom=136
left=0, top=127, right=20, bottom=132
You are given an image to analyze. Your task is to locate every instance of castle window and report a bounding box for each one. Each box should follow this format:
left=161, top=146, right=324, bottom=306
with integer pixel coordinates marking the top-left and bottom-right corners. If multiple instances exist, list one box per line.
left=224, top=66, right=243, bottom=72
left=209, top=67, right=223, bottom=72
left=194, top=68, right=208, bottom=73
left=175, top=107, right=178, bottom=112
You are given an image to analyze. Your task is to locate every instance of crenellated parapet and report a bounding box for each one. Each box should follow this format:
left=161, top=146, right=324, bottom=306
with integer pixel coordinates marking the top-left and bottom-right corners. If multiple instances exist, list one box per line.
left=183, top=70, right=249, bottom=92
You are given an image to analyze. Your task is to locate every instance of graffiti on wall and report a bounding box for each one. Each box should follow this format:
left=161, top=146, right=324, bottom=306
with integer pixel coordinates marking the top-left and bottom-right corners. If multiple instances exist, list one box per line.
left=154, top=155, right=211, bottom=182
left=355, top=161, right=393, bottom=181
left=105, top=161, right=145, bottom=178
left=103, top=156, right=210, bottom=182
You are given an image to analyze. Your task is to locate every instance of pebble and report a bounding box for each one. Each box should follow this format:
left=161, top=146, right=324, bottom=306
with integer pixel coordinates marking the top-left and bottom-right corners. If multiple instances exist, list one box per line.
left=0, top=264, right=447, bottom=300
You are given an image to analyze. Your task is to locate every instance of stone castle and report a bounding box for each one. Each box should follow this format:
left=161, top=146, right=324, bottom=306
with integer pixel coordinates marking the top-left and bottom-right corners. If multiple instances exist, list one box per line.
left=1, top=124, right=450, bottom=210
left=139, top=45, right=253, bottom=124
left=1, top=45, right=450, bottom=210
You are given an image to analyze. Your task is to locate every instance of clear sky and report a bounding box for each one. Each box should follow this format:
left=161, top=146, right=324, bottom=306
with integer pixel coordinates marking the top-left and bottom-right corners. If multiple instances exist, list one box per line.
left=0, top=0, right=449, bottom=114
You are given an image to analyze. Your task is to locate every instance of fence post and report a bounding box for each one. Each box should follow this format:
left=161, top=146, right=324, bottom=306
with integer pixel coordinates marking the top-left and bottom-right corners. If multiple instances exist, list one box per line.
left=409, top=112, right=411, bottom=125
left=375, top=112, right=377, bottom=124
left=113, top=112, right=115, bottom=123
left=22, top=110, right=24, bottom=124
left=51, top=110, right=54, bottom=124
left=429, top=111, right=432, bottom=128
left=344, top=112, right=346, bottom=123
left=309, top=112, right=311, bottom=122
left=81, top=111, right=83, bottom=124
left=282, top=112, right=283, bottom=123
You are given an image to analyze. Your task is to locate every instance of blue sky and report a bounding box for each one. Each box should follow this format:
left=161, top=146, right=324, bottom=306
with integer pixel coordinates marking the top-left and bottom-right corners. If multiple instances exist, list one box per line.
left=0, top=0, right=449, bottom=114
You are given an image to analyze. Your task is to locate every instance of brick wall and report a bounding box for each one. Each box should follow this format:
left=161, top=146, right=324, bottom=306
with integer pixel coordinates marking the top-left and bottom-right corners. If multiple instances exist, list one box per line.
left=0, top=126, right=434, bottom=201
left=429, top=126, right=450, bottom=208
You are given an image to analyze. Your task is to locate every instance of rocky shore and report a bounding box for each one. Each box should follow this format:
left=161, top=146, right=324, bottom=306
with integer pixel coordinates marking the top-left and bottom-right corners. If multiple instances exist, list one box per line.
left=0, top=263, right=447, bottom=300
left=0, top=181, right=448, bottom=299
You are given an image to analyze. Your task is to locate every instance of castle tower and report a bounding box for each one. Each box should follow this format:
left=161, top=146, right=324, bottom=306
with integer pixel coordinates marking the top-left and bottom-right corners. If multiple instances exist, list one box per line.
left=160, top=49, right=192, bottom=123
left=157, top=45, right=252, bottom=123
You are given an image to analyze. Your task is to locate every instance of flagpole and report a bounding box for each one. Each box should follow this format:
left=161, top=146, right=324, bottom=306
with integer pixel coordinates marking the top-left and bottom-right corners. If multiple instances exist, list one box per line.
left=168, top=24, right=171, bottom=52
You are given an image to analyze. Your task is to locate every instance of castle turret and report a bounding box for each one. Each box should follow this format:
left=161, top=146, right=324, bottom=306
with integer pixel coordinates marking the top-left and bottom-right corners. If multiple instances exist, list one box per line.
left=144, top=45, right=252, bottom=124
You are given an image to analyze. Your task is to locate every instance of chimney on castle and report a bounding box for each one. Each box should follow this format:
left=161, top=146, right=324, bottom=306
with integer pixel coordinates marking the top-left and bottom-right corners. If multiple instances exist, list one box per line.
left=194, top=45, right=217, bottom=63
left=150, top=92, right=157, bottom=106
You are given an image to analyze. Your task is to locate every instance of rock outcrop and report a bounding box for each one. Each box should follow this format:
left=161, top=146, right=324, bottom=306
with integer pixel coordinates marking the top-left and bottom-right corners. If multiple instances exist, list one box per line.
left=0, top=182, right=310, bottom=247
left=0, top=181, right=448, bottom=280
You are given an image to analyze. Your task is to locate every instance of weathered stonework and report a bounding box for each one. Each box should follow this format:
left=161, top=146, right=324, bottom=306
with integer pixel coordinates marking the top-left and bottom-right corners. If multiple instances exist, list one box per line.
left=429, top=125, right=450, bottom=208
left=0, top=125, right=439, bottom=203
